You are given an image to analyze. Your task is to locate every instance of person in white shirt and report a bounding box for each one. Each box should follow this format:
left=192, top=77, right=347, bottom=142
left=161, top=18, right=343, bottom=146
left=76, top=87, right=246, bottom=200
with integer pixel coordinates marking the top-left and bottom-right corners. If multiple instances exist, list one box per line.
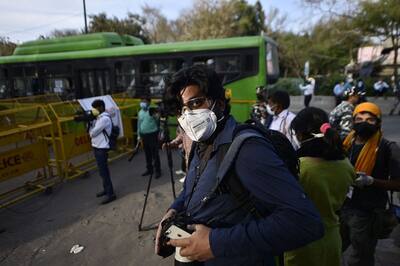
left=267, top=90, right=299, bottom=149
left=373, top=79, right=390, bottom=97
left=89, top=99, right=116, bottom=204
left=299, top=77, right=315, bottom=107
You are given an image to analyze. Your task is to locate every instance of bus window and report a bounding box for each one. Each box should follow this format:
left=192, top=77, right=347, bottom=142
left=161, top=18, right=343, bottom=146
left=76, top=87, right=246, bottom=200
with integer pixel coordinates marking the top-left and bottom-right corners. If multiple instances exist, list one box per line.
left=266, top=42, right=279, bottom=84
left=79, top=69, right=110, bottom=97
left=13, top=78, right=25, bottom=97
left=45, top=78, right=72, bottom=98
left=140, top=59, right=184, bottom=97
left=0, top=68, right=10, bottom=99
left=115, top=61, right=136, bottom=93
left=193, top=55, right=241, bottom=84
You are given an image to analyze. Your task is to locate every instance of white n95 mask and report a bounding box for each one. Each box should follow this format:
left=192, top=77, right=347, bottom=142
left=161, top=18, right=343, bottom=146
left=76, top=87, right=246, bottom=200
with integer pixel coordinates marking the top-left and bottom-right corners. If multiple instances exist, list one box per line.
left=266, top=104, right=275, bottom=115
left=178, top=108, right=217, bottom=142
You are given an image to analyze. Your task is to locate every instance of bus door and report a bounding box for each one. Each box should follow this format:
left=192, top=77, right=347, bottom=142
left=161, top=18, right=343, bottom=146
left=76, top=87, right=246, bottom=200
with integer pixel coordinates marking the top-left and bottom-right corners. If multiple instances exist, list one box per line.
left=79, top=69, right=111, bottom=97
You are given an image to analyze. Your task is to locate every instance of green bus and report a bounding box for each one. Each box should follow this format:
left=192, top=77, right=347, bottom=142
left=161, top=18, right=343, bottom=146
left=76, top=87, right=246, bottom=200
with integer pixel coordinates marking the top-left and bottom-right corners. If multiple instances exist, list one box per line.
left=0, top=32, right=279, bottom=121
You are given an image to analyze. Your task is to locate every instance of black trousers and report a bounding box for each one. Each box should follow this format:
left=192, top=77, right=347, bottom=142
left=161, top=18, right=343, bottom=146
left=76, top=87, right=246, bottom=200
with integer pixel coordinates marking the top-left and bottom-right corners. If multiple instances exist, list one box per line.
left=93, top=148, right=114, bottom=196
left=142, top=131, right=161, bottom=173
left=304, top=95, right=312, bottom=107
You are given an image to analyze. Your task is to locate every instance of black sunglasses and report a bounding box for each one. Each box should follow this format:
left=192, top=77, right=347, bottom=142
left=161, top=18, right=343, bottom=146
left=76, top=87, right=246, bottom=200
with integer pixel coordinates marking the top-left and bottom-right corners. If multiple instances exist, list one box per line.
left=179, top=97, right=209, bottom=114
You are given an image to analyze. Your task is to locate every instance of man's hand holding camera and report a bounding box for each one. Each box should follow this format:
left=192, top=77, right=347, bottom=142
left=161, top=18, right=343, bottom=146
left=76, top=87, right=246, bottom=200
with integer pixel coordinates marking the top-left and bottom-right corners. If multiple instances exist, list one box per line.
left=168, top=224, right=214, bottom=262
left=155, top=209, right=176, bottom=255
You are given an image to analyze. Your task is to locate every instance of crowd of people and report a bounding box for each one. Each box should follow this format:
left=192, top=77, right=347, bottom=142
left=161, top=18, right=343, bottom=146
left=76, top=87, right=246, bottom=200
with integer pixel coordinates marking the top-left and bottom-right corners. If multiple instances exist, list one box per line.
left=333, top=76, right=400, bottom=116
left=152, top=65, right=399, bottom=266
left=82, top=65, right=399, bottom=266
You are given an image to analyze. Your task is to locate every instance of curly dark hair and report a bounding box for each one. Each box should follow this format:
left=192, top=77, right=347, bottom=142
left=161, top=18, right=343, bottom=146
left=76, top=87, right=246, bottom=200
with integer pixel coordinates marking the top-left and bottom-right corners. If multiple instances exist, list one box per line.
left=164, top=65, right=229, bottom=115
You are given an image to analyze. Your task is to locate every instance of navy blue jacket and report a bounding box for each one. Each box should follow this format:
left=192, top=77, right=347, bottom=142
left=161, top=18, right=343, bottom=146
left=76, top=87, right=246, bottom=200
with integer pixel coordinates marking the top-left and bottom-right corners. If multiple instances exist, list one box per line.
left=171, top=117, right=324, bottom=266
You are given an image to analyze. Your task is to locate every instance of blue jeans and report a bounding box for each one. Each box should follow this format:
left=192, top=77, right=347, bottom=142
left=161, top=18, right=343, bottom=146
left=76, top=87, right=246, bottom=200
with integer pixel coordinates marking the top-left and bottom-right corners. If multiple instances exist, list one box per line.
left=93, top=148, right=114, bottom=197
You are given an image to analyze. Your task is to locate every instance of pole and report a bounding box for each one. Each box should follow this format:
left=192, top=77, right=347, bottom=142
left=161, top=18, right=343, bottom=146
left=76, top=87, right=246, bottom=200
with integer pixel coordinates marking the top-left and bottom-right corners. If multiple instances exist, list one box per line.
left=83, top=0, right=88, bottom=34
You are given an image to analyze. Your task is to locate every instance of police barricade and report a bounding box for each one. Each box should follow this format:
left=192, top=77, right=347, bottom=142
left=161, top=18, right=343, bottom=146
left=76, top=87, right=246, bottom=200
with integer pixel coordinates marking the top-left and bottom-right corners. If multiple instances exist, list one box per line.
left=0, top=105, right=59, bottom=209
left=48, top=99, right=139, bottom=180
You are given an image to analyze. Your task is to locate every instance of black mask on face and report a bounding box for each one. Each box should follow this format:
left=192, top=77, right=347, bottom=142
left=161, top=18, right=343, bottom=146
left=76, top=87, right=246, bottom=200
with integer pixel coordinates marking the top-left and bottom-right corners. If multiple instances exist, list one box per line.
left=353, top=122, right=379, bottom=139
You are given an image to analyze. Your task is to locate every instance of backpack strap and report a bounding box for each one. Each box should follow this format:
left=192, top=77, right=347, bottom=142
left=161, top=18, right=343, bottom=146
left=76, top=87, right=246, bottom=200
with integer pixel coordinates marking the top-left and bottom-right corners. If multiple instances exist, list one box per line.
left=202, top=131, right=265, bottom=222
left=102, top=115, right=113, bottom=142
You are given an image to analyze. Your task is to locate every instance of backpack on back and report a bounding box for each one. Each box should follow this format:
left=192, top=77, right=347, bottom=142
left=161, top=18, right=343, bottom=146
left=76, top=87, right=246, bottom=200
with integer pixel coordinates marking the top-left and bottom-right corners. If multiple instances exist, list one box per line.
left=188, top=119, right=299, bottom=219
left=103, top=116, right=120, bottom=150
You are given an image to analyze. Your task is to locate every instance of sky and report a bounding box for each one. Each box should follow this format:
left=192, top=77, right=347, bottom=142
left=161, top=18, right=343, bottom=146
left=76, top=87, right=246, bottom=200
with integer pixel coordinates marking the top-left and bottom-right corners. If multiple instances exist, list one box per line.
left=0, top=0, right=311, bottom=43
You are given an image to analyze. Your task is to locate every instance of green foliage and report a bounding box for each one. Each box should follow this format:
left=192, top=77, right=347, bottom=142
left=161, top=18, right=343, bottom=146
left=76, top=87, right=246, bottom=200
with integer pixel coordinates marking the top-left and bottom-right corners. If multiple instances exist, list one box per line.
left=48, top=29, right=82, bottom=38
left=173, top=0, right=265, bottom=41
left=354, top=0, right=400, bottom=84
left=0, top=37, right=16, bottom=56
left=314, top=73, right=345, bottom=95
left=88, top=12, right=150, bottom=43
left=267, top=78, right=303, bottom=95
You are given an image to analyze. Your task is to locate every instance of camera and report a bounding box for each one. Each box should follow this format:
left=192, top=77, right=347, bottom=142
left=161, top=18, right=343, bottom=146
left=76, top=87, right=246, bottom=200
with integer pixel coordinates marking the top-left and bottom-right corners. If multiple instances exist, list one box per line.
left=158, top=214, right=203, bottom=265
left=158, top=214, right=192, bottom=258
left=73, top=110, right=96, bottom=123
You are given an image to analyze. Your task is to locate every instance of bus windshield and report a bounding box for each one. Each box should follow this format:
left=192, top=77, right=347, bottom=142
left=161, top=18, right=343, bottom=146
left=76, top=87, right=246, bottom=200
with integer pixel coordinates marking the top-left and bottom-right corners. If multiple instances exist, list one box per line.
left=266, top=42, right=279, bottom=84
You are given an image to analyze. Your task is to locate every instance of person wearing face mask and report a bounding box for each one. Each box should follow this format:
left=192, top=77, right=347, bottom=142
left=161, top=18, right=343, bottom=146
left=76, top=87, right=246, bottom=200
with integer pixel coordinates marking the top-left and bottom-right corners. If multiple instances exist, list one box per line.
left=137, top=96, right=161, bottom=178
left=155, top=65, right=324, bottom=266
left=267, top=90, right=298, bottom=149
left=89, top=99, right=116, bottom=204
left=340, top=102, right=400, bottom=266
left=329, top=87, right=362, bottom=139
left=286, top=107, right=355, bottom=266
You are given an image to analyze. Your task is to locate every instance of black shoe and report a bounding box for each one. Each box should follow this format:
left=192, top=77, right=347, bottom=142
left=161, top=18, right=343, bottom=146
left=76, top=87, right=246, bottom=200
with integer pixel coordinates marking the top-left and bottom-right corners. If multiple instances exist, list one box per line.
left=96, top=191, right=106, bottom=198
left=155, top=171, right=162, bottom=179
left=101, top=195, right=116, bottom=205
left=141, top=170, right=153, bottom=176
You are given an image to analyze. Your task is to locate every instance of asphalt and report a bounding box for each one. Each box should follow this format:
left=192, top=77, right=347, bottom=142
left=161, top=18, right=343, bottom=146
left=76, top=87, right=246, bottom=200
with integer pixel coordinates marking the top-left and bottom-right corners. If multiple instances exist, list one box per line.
left=0, top=115, right=400, bottom=266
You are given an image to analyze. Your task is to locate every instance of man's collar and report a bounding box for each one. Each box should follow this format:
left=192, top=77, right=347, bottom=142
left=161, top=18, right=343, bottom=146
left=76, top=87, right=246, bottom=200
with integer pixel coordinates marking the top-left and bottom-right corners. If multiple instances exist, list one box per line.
left=210, top=116, right=236, bottom=152
left=274, top=109, right=289, bottom=119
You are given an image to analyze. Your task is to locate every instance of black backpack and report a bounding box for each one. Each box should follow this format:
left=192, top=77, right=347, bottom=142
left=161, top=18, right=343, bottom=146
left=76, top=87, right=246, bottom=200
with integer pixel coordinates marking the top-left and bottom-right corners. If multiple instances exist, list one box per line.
left=186, top=119, right=298, bottom=266
left=103, top=117, right=120, bottom=150
left=188, top=119, right=299, bottom=218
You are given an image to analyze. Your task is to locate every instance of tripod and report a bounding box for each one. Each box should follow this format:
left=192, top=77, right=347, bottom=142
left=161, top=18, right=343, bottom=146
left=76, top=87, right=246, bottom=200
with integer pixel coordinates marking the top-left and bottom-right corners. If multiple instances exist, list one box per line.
left=138, top=116, right=177, bottom=231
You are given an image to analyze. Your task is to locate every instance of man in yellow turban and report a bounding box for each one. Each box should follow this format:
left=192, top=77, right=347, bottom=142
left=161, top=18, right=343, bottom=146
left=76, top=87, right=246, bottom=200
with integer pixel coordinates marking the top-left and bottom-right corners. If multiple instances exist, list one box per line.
left=341, top=102, right=400, bottom=266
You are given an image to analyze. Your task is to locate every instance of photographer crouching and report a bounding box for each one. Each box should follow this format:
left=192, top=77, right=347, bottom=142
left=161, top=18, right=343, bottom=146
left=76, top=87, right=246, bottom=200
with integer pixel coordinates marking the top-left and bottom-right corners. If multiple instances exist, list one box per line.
left=74, top=99, right=116, bottom=205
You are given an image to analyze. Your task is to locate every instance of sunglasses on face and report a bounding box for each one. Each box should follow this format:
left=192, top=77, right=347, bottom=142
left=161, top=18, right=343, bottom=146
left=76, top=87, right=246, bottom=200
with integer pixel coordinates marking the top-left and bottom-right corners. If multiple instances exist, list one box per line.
left=179, top=97, right=210, bottom=114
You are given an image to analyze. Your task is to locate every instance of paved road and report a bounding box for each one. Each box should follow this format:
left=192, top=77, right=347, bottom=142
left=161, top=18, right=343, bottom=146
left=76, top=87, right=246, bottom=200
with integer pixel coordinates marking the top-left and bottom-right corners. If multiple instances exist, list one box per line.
left=0, top=115, right=399, bottom=266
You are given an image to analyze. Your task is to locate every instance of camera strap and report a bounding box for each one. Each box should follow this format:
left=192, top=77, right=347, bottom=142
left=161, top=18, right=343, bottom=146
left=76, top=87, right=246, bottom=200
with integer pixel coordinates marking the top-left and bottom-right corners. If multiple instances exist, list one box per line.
left=184, top=144, right=214, bottom=213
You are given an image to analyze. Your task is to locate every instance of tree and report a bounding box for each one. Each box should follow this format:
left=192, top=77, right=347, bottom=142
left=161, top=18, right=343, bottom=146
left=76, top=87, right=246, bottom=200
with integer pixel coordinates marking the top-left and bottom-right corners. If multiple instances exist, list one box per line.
left=0, top=37, right=16, bottom=56
left=141, top=5, right=176, bottom=43
left=354, top=0, right=400, bottom=86
left=174, top=0, right=266, bottom=41
left=265, top=7, right=287, bottom=36
left=48, top=29, right=82, bottom=38
left=301, top=0, right=359, bottom=19
left=88, top=12, right=150, bottom=43
left=231, top=0, right=266, bottom=36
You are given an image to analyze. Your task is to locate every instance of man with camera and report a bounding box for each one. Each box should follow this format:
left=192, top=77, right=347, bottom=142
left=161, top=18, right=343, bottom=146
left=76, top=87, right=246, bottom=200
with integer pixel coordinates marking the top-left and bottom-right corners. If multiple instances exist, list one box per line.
left=155, top=65, right=324, bottom=265
left=341, top=102, right=400, bottom=266
left=89, top=99, right=116, bottom=205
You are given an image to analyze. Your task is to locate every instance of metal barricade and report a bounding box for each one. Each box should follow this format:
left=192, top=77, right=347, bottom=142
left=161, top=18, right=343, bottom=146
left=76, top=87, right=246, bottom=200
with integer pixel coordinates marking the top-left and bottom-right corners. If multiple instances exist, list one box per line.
left=48, top=99, right=139, bottom=180
left=0, top=105, right=59, bottom=209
